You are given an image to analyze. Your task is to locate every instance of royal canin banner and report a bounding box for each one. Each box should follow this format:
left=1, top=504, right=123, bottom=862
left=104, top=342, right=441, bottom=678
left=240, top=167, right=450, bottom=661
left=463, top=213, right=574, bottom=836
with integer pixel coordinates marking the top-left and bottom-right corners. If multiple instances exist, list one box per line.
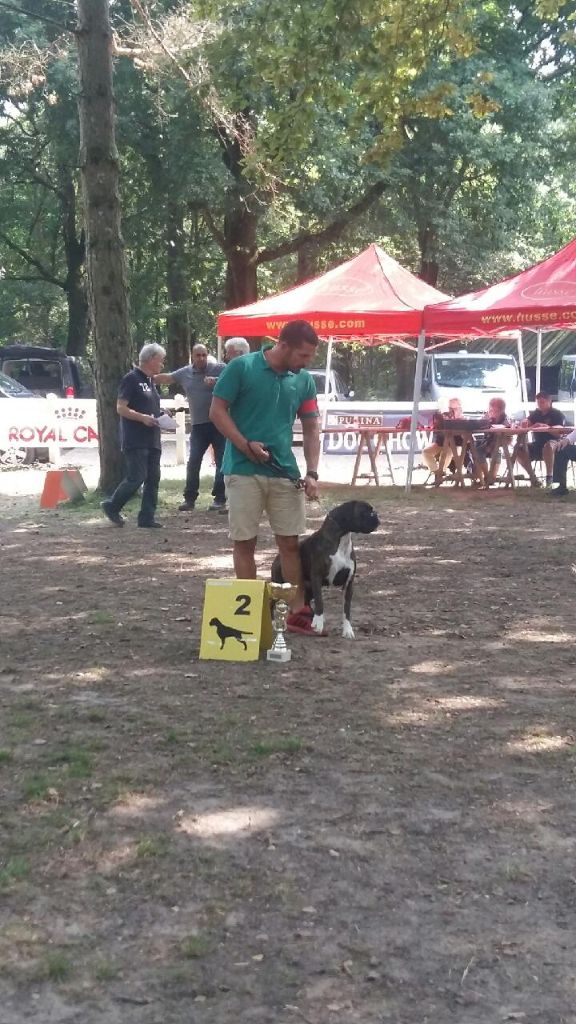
left=0, top=399, right=99, bottom=449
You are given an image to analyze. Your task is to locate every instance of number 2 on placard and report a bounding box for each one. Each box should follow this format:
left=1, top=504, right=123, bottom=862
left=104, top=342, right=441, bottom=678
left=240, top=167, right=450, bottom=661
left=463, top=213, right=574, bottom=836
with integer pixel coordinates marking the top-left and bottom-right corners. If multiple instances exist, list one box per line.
left=235, top=594, right=251, bottom=615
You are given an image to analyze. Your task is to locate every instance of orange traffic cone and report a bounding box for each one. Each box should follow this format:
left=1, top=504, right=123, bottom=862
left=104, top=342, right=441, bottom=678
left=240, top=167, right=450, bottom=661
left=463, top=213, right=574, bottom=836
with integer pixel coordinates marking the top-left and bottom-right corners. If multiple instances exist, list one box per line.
left=40, top=469, right=87, bottom=509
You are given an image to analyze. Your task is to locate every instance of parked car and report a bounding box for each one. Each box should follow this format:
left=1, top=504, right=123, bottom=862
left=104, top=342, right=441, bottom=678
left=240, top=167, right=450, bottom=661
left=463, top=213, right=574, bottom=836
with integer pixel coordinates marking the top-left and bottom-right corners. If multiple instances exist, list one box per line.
left=0, top=345, right=94, bottom=398
left=421, top=351, right=525, bottom=419
left=309, top=368, right=354, bottom=402
left=292, top=368, right=354, bottom=445
left=0, top=370, right=39, bottom=465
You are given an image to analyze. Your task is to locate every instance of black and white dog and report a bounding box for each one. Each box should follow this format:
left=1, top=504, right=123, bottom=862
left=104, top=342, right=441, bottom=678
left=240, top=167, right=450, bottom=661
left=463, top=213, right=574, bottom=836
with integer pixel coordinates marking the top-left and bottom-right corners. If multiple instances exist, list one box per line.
left=270, top=500, right=379, bottom=639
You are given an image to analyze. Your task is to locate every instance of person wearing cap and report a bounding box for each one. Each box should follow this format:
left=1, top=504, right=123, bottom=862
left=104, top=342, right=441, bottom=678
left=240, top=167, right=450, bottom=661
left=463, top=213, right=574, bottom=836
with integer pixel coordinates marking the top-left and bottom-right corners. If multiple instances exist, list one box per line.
left=155, top=343, right=227, bottom=512
left=514, top=392, right=566, bottom=487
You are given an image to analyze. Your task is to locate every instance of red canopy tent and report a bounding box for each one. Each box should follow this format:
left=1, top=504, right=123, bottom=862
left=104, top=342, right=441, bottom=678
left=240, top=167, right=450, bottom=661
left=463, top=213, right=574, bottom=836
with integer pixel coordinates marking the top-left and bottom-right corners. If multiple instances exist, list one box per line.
left=401, top=236, right=576, bottom=491
left=217, top=243, right=449, bottom=341
left=423, top=235, right=576, bottom=338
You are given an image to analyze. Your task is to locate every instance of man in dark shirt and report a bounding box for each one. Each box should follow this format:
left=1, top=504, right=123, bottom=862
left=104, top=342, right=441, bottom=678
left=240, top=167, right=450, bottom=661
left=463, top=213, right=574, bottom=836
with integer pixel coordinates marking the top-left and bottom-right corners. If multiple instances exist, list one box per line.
left=101, top=343, right=166, bottom=528
left=515, top=392, right=565, bottom=487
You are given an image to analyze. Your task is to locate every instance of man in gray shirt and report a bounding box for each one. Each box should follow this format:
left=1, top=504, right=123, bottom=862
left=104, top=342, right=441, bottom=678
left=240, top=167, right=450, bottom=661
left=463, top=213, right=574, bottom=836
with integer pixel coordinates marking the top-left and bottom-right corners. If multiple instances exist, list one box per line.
left=155, top=343, right=226, bottom=511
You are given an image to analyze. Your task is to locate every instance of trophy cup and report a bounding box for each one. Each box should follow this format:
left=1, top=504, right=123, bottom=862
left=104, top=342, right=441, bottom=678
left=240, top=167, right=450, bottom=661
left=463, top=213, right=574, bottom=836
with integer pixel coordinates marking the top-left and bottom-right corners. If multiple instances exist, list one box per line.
left=267, top=582, right=298, bottom=662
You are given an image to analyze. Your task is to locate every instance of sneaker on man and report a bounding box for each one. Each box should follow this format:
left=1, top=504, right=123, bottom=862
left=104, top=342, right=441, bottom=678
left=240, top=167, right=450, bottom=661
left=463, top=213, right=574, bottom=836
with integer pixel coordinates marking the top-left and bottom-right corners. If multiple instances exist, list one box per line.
left=100, top=500, right=125, bottom=527
left=286, top=606, right=328, bottom=637
left=550, top=486, right=569, bottom=498
left=209, top=499, right=227, bottom=512
left=178, top=501, right=195, bottom=512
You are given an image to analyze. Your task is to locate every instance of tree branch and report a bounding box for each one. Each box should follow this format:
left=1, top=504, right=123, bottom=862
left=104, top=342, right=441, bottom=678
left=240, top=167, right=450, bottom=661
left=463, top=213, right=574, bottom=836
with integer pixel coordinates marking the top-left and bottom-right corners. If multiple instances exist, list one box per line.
left=201, top=207, right=228, bottom=252
left=0, top=230, right=64, bottom=288
left=256, top=179, right=388, bottom=265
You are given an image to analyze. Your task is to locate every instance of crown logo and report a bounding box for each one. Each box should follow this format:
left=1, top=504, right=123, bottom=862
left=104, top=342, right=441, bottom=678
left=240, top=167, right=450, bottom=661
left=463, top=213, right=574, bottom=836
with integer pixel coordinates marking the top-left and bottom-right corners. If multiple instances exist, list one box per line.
left=55, top=407, right=86, bottom=420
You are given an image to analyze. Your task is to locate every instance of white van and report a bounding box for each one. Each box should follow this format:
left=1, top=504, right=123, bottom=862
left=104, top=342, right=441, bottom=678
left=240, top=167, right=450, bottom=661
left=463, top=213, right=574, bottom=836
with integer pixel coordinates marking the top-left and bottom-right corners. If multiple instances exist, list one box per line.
left=558, top=355, right=576, bottom=402
left=421, top=351, right=525, bottom=418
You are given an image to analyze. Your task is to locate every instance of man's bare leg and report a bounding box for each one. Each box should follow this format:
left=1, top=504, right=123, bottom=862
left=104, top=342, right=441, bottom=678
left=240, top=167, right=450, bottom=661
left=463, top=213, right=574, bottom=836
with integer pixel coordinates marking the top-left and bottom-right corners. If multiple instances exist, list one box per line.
left=543, top=442, right=554, bottom=480
left=233, top=538, right=257, bottom=579
left=275, top=534, right=305, bottom=609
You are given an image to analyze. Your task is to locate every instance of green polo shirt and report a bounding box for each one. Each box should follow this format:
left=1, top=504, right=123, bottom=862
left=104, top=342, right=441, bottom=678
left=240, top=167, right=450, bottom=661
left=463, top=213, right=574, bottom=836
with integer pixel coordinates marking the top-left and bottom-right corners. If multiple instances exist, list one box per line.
left=213, top=348, right=318, bottom=477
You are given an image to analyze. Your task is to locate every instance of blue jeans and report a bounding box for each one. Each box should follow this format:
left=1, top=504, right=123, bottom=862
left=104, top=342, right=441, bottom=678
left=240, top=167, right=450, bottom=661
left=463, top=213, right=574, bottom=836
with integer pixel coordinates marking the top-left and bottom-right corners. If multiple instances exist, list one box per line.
left=553, top=443, right=576, bottom=489
left=107, top=447, right=161, bottom=525
left=185, top=422, right=226, bottom=503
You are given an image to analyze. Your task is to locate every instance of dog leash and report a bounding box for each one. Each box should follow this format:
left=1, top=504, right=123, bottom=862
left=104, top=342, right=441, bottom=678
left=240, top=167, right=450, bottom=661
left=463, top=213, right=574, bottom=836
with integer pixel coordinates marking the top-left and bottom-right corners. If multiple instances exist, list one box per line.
left=246, top=442, right=304, bottom=489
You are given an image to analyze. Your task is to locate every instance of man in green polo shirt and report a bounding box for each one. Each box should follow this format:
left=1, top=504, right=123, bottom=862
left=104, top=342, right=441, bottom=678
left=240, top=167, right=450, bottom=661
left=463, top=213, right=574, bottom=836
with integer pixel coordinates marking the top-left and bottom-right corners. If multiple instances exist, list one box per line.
left=210, top=320, right=324, bottom=637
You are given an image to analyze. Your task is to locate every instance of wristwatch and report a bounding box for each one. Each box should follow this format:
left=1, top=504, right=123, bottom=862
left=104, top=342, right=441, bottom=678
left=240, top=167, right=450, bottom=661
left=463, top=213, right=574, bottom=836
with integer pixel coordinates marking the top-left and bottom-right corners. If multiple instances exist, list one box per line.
left=305, top=470, right=319, bottom=481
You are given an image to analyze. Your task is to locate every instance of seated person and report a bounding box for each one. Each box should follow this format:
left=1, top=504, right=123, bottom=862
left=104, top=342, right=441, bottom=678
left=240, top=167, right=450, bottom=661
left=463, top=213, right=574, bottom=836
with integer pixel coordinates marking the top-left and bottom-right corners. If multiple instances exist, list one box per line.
left=472, top=397, right=510, bottom=482
left=550, top=428, right=576, bottom=497
left=514, top=391, right=565, bottom=487
left=422, top=397, right=463, bottom=477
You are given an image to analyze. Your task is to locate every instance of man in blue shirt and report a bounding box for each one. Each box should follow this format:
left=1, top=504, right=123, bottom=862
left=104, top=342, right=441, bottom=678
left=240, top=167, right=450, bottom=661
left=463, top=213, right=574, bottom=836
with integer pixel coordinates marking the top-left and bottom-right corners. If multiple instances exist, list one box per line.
left=155, top=343, right=226, bottom=512
left=101, top=343, right=165, bottom=528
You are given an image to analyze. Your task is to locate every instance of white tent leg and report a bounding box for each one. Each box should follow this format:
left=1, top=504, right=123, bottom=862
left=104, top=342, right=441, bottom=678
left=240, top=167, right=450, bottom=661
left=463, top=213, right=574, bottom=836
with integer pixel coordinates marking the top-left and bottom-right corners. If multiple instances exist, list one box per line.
left=517, top=333, right=528, bottom=413
left=317, top=336, right=333, bottom=478
left=405, top=329, right=426, bottom=494
left=535, top=329, right=542, bottom=395
left=217, top=335, right=223, bottom=362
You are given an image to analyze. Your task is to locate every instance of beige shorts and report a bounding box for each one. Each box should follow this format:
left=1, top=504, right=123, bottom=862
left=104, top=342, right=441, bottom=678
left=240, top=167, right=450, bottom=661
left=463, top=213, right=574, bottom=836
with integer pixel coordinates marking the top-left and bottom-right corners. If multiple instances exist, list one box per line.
left=225, top=474, right=306, bottom=541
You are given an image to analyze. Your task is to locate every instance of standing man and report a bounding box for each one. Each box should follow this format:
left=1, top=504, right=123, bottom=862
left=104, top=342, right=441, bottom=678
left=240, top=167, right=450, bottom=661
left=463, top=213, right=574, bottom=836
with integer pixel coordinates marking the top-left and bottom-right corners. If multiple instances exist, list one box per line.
left=224, top=337, right=250, bottom=361
left=101, top=343, right=166, bottom=529
left=515, top=391, right=566, bottom=487
left=155, top=343, right=227, bottom=512
left=210, top=320, right=323, bottom=638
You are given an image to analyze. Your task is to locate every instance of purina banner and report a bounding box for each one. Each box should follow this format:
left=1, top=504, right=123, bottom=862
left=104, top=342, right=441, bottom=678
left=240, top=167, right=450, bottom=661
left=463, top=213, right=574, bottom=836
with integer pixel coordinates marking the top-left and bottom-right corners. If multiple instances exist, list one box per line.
left=323, top=404, right=435, bottom=456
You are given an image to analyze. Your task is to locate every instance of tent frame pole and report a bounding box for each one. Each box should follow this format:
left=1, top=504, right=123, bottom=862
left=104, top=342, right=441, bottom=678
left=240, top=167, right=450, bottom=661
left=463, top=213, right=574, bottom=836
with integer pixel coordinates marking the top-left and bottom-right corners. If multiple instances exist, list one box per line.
left=317, top=336, right=334, bottom=478
left=217, top=335, right=223, bottom=362
left=535, top=329, right=542, bottom=396
left=516, top=333, right=528, bottom=413
left=405, top=329, right=426, bottom=494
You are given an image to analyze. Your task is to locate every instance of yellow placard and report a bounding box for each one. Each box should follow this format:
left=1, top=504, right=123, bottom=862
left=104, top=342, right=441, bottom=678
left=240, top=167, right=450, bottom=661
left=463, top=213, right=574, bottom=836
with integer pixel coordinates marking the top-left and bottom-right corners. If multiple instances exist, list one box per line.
left=199, top=579, right=273, bottom=661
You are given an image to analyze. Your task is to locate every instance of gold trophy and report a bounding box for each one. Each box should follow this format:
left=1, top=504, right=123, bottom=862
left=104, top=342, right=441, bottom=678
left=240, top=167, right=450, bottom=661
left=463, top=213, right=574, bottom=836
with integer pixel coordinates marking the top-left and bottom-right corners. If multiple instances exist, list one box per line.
left=267, top=582, right=298, bottom=662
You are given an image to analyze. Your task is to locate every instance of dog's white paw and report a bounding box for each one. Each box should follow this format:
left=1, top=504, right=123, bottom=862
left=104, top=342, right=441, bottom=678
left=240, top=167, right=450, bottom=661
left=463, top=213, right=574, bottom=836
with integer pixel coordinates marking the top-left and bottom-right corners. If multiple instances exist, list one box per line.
left=342, top=619, right=355, bottom=639
left=312, top=613, right=325, bottom=633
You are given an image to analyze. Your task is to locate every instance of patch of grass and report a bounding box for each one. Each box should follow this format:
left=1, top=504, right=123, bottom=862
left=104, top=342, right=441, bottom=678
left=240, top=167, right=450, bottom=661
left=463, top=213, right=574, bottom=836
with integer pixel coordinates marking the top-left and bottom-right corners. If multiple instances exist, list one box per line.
left=9, top=712, right=34, bottom=730
left=49, top=745, right=93, bottom=779
left=0, top=749, right=14, bottom=765
left=163, top=728, right=182, bottom=746
left=90, top=610, right=116, bottom=626
left=43, top=952, right=73, bottom=982
left=22, top=773, right=53, bottom=802
left=0, top=856, right=30, bottom=889
left=180, top=934, right=215, bottom=959
left=135, top=836, right=168, bottom=859
left=249, top=736, right=303, bottom=757
left=85, top=708, right=107, bottom=723
left=94, top=959, right=120, bottom=981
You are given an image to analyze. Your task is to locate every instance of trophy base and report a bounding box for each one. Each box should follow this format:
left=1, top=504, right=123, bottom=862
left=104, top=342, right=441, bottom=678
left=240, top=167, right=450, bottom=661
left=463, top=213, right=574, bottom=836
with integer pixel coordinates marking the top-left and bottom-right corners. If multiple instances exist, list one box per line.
left=266, top=648, right=292, bottom=663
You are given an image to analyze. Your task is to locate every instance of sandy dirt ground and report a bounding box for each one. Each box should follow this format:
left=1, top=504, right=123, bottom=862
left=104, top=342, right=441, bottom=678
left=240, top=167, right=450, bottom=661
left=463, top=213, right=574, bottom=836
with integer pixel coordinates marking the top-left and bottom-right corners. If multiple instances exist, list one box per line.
left=1, top=470, right=576, bottom=1024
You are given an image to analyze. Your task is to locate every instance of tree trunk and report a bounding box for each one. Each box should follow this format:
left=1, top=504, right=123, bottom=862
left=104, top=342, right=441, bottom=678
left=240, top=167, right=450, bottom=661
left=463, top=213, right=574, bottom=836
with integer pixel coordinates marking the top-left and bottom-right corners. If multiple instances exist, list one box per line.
left=66, top=270, right=89, bottom=357
left=223, top=205, right=258, bottom=307
left=76, top=0, right=132, bottom=493
left=417, top=223, right=439, bottom=286
left=296, top=241, right=316, bottom=283
left=165, top=201, right=191, bottom=368
left=59, top=165, right=88, bottom=356
left=393, top=347, right=415, bottom=401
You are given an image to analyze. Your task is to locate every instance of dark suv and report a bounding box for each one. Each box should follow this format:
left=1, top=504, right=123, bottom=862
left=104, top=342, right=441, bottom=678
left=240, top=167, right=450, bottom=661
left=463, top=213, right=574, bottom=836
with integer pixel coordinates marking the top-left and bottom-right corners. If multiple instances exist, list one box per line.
left=0, top=345, right=94, bottom=398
